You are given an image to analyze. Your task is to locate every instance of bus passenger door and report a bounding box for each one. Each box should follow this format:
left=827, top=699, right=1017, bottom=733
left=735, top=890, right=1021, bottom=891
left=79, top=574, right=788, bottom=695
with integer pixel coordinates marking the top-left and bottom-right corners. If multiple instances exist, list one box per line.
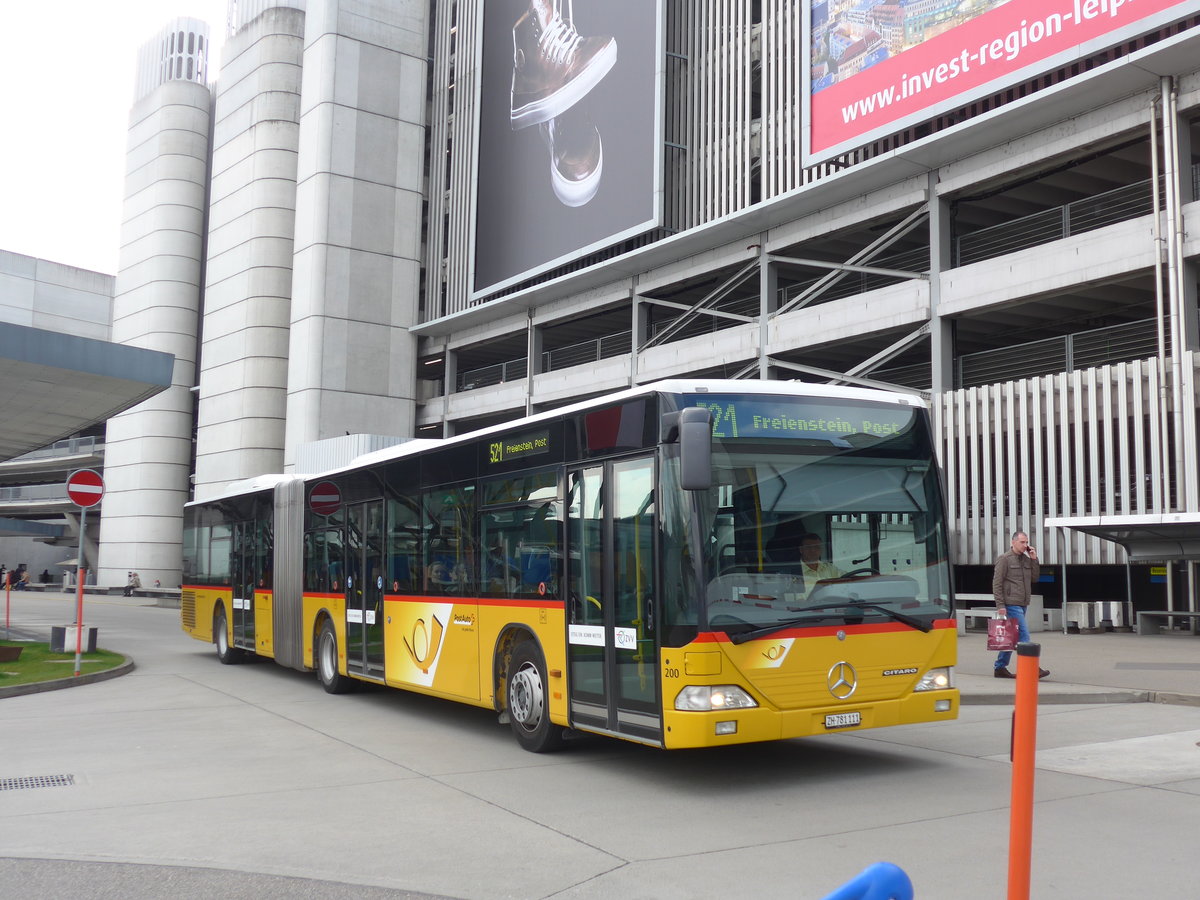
left=566, top=457, right=661, bottom=743
left=346, top=500, right=386, bottom=679
left=231, top=520, right=255, bottom=650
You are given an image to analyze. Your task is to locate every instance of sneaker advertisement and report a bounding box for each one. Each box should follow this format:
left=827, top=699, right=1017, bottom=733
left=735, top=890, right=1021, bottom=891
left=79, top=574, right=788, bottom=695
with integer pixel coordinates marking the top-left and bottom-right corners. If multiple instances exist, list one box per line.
left=474, top=0, right=662, bottom=297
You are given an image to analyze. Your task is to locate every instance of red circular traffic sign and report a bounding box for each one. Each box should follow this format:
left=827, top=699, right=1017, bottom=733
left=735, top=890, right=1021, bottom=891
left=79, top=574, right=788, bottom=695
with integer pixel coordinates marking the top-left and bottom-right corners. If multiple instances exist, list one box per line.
left=66, top=468, right=105, bottom=508
left=309, top=481, right=342, bottom=516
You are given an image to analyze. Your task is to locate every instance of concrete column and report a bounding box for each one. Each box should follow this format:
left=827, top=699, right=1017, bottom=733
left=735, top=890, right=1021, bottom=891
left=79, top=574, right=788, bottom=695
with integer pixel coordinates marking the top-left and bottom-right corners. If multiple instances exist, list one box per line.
left=98, top=19, right=213, bottom=588
left=526, top=310, right=541, bottom=415
left=193, top=7, right=307, bottom=500
left=928, top=172, right=954, bottom=394
left=758, top=240, right=776, bottom=379
left=283, top=0, right=430, bottom=467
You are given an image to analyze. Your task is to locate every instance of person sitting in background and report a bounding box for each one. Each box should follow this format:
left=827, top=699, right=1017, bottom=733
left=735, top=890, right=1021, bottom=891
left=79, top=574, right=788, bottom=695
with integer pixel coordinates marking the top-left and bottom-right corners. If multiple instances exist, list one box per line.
left=40, top=569, right=51, bottom=584
left=123, top=572, right=136, bottom=597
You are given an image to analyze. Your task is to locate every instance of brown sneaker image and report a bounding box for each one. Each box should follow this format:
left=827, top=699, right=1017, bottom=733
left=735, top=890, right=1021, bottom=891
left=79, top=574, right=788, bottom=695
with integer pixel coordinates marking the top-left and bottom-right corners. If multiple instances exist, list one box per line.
left=540, top=103, right=602, bottom=206
left=510, top=2, right=617, bottom=129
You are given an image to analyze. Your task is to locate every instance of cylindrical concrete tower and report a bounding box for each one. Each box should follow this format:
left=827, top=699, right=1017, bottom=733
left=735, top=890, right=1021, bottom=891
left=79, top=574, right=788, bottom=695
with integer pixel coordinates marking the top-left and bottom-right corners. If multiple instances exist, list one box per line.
left=283, top=0, right=425, bottom=464
left=98, top=17, right=214, bottom=589
left=192, top=2, right=307, bottom=500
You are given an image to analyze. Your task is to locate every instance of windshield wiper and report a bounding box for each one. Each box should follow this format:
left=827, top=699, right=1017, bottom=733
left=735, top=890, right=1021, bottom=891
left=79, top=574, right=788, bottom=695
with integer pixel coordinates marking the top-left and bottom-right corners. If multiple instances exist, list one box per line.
left=727, top=600, right=932, bottom=644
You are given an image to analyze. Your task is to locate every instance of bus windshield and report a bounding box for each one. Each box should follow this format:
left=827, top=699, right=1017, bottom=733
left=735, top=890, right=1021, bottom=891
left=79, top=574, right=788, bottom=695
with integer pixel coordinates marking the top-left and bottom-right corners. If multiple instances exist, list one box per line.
left=683, top=393, right=952, bottom=637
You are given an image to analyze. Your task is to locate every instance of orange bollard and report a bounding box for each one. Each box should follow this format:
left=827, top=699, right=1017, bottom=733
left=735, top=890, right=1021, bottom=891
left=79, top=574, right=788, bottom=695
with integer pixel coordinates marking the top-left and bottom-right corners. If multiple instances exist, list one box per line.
left=1007, top=642, right=1041, bottom=900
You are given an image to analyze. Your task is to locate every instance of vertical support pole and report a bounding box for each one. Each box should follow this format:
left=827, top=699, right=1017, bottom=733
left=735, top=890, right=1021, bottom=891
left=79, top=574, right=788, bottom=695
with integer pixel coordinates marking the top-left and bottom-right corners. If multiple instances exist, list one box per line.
left=1125, top=561, right=1134, bottom=635
left=442, top=348, right=457, bottom=438
left=1148, top=92, right=1173, bottom=513
left=1160, top=77, right=1186, bottom=511
left=74, top=505, right=88, bottom=676
left=526, top=307, right=539, bottom=417
left=928, top=173, right=954, bottom=395
left=1059, top=527, right=1069, bottom=633
left=1008, top=642, right=1041, bottom=900
left=758, top=239, right=776, bottom=380
left=631, top=283, right=644, bottom=385
left=1190, top=562, right=1198, bottom=631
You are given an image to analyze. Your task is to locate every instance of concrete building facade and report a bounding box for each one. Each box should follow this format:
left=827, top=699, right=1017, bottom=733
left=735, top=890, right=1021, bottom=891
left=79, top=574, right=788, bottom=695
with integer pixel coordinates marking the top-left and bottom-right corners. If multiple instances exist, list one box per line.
left=0, top=251, right=172, bottom=583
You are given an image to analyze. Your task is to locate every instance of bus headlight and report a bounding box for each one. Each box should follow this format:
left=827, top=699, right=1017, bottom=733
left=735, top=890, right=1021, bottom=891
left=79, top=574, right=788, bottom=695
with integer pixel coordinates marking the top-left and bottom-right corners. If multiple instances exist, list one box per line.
left=914, top=667, right=953, bottom=691
left=675, top=685, right=758, bottom=711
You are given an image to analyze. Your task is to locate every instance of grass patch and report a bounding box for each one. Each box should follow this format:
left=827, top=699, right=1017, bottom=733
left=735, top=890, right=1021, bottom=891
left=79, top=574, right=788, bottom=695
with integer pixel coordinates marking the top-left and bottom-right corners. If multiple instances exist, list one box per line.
left=0, top=640, right=126, bottom=688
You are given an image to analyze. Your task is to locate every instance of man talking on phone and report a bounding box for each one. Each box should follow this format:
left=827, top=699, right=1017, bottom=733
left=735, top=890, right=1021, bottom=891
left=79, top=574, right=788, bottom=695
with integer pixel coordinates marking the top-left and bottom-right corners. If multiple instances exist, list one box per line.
left=992, top=530, right=1049, bottom=679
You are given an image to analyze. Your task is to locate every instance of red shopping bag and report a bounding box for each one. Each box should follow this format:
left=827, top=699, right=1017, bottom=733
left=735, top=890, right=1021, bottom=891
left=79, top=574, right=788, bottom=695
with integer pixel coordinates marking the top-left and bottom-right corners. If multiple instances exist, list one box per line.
left=986, top=614, right=1019, bottom=651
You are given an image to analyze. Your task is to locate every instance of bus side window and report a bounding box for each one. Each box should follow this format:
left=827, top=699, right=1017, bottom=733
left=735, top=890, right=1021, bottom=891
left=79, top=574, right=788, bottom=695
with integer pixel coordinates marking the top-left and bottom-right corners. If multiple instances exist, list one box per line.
left=422, top=485, right=476, bottom=595
left=388, top=497, right=421, bottom=593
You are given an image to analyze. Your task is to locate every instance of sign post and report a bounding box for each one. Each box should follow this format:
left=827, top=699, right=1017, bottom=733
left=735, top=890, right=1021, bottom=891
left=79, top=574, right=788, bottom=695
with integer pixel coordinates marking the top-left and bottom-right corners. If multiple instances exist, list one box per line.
left=65, top=468, right=104, bottom=675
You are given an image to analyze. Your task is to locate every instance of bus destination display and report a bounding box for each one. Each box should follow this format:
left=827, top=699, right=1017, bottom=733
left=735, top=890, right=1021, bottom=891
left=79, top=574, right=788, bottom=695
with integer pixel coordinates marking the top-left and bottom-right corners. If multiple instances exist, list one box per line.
left=487, top=430, right=551, bottom=465
left=682, top=394, right=915, bottom=442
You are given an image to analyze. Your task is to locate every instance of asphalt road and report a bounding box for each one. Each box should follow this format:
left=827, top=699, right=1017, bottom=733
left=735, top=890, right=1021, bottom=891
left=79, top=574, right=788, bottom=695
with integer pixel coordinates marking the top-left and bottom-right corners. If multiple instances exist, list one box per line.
left=3, top=593, right=1199, bottom=898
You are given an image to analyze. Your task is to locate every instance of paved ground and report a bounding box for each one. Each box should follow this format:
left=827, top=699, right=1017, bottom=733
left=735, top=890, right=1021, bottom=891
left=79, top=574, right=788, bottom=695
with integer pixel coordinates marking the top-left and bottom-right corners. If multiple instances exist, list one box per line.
left=3, top=591, right=1199, bottom=898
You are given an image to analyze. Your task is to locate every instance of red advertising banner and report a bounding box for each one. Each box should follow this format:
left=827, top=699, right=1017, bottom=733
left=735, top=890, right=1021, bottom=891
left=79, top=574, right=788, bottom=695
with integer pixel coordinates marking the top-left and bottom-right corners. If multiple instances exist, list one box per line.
left=806, top=0, right=1191, bottom=163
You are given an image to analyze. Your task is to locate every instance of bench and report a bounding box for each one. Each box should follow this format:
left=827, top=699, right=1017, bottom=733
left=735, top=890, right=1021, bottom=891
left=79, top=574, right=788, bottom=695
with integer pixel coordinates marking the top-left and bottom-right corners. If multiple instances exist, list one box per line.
left=1135, top=610, right=1200, bottom=635
left=955, top=593, right=1058, bottom=635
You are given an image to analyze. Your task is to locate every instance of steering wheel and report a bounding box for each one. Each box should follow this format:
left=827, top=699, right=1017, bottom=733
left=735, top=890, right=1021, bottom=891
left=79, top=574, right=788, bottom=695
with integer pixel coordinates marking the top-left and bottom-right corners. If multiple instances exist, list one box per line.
left=842, top=567, right=881, bottom=578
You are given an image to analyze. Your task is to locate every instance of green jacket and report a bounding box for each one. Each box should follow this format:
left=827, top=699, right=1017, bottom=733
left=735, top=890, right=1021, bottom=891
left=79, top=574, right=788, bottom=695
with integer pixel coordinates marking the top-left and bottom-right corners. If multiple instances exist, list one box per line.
left=992, top=549, right=1038, bottom=609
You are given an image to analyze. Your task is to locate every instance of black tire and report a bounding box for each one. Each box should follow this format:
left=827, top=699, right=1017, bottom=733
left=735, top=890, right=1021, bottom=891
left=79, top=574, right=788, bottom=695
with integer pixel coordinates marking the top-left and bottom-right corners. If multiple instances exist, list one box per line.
left=317, top=619, right=355, bottom=694
left=506, top=640, right=565, bottom=752
left=214, top=606, right=243, bottom=664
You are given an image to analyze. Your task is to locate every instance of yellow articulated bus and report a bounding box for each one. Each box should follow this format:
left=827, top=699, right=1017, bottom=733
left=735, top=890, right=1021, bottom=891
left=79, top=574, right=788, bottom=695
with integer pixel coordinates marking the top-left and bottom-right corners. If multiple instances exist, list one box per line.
left=182, top=379, right=958, bottom=751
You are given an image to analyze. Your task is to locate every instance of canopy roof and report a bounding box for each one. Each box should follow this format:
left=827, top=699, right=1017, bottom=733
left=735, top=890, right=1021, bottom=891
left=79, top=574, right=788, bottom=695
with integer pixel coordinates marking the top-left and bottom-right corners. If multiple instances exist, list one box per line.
left=0, top=322, right=173, bottom=463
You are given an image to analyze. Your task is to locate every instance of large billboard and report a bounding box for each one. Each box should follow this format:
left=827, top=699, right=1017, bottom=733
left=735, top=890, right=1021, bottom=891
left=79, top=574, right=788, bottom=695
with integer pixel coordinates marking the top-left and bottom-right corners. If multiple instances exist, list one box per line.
left=473, top=0, right=664, bottom=298
left=804, top=0, right=1193, bottom=165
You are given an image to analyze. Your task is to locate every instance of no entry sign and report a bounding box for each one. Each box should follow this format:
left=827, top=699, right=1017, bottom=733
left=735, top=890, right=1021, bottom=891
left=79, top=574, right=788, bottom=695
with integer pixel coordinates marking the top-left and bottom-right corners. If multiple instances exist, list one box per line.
left=309, top=481, right=342, bottom=516
left=66, top=469, right=105, bottom=508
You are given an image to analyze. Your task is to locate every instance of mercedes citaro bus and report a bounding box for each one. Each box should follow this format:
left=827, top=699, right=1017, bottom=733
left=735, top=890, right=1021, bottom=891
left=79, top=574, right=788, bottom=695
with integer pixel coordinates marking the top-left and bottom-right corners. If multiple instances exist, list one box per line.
left=182, top=380, right=957, bottom=751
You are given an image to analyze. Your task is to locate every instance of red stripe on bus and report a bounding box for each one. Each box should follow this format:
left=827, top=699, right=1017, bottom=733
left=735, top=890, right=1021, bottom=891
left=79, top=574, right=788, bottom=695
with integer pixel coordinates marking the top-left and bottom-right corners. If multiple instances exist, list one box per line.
left=694, top=618, right=957, bottom=642
left=383, top=593, right=563, bottom=609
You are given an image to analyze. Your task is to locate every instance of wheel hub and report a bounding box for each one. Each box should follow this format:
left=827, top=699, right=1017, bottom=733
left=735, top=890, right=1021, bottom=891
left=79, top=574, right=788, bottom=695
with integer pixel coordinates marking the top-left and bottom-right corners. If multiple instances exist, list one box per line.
left=320, top=634, right=334, bottom=681
left=510, top=662, right=543, bottom=727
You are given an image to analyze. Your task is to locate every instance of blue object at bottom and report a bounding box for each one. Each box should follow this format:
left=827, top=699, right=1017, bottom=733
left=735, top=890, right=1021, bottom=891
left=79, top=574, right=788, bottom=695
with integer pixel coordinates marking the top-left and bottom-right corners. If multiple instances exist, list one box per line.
left=821, top=861, right=914, bottom=900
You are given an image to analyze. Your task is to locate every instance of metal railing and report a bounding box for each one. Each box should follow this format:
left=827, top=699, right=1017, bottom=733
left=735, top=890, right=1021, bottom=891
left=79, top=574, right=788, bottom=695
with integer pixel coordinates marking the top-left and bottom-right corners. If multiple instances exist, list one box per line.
left=456, top=358, right=527, bottom=392
left=958, top=318, right=1164, bottom=388
left=457, top=331, right=634, bottom=391
left=0, top=484, right=73, bottom=503
left=956, top=177, right=1161, bottom=266
left=6, top=436, right=101, bottom=462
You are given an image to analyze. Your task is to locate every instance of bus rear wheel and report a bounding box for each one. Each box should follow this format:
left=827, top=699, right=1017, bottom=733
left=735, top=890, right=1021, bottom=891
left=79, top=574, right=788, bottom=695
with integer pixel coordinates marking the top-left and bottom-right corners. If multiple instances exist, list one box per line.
left=507, top=640, right=565, bottom=752
left=317, top=620, right=354, bottom=694
left=214, top=607, right=242, bottom=664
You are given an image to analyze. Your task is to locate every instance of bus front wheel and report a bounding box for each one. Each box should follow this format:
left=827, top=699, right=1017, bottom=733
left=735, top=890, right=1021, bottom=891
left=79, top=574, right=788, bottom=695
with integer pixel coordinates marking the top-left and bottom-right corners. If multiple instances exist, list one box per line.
left=214, top=607, right=242, bottom=664
left=317, top=620, right=354, bottom=694
left=506, top=640, right=565, bottom=752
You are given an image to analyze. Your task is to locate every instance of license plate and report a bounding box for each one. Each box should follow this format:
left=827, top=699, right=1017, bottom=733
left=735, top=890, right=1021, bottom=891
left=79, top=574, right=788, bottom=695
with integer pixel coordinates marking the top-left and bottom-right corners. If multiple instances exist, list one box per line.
left=824, top=712, right=861, bottom=729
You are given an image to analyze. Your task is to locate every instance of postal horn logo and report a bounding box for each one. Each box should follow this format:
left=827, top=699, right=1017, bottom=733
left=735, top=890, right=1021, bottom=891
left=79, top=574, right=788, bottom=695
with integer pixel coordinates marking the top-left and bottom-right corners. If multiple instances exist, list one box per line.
left=403, top=614, right=445, bottom=674
left=827, top=661, right=858, bottom=700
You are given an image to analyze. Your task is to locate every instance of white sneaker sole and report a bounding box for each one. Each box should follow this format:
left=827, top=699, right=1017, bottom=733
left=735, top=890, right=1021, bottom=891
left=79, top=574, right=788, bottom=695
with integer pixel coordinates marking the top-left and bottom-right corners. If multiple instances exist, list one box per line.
left=550, top=132, right=602, bottom=207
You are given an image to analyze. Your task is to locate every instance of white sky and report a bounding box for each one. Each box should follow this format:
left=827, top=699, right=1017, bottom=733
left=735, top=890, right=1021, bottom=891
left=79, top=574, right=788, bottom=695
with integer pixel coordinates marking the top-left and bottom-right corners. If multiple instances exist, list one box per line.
left=0, top=1, right=229, bottom=275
